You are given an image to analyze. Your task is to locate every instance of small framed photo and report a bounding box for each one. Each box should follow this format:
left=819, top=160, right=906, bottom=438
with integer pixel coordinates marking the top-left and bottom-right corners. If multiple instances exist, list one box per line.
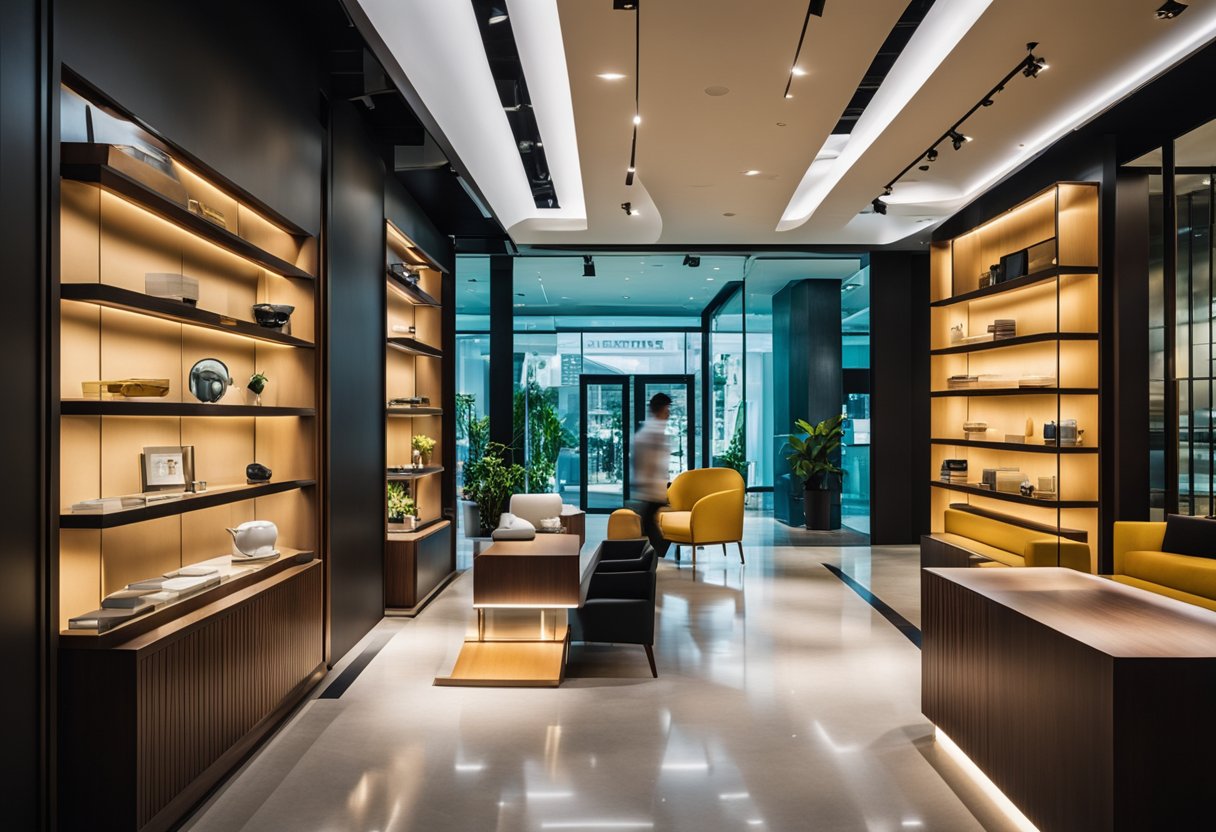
left=141, top=445, right=195, bottom=492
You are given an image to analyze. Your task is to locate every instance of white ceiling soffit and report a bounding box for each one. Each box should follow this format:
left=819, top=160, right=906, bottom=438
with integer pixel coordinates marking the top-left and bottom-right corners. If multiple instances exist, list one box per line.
left=777, top=0, right=994, bottom=233
left=353, top=0, right=588, bottom=232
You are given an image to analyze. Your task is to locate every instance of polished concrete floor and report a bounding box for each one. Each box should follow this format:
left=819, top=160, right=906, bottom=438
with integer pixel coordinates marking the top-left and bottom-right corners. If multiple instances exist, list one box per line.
left=184, top=516, right=1019, bottom=832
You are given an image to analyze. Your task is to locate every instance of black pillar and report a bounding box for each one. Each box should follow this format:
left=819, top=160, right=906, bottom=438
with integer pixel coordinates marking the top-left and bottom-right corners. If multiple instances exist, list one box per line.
left=773, top=279, right=843, bottom=527
left=489, top=254, right=514, bottom=449
left=870, top=252, right=931, bottom=544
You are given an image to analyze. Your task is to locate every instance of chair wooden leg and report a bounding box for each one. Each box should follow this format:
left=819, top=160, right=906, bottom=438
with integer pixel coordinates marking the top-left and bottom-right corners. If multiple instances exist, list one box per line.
left=691, top=541, right=697, bottom=567
left=644, top=644, right=658, bottom=678
left=674, top=545, right=681, bottom=562
left=737, top=541, right=745, bottom=564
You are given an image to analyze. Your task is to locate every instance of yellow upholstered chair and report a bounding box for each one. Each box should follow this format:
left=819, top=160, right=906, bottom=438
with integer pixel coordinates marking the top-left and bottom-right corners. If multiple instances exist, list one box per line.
left=658, top=468, right=745, bottom=565
left=607, top=508, right=643, bottom=540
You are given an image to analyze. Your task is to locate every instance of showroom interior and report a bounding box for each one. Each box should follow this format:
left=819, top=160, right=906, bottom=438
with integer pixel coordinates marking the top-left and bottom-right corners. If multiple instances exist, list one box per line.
left=8, top=0, right=1216, bottom=830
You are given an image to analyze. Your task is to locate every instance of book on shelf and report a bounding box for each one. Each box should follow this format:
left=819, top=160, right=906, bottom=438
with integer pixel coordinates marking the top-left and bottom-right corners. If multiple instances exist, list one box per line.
left=101, top=589, right=159, bottom=609
left=947, top=375, right=978, bottom=389
left=1018, top=375, right=1056, bottom=388
left=68, top=604, right=155, bottom=632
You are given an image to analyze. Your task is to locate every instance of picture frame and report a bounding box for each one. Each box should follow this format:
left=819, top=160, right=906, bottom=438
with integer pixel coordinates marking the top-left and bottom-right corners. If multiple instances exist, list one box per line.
left=141, top=445, right=195, bottom=492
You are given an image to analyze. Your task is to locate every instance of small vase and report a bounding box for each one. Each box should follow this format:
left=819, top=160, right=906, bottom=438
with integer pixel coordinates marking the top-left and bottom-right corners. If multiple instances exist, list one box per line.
left=420, top=451, right=431, bottom=467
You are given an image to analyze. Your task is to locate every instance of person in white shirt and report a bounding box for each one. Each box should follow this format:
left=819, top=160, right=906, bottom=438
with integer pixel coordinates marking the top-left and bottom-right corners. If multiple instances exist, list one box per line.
left=633, top=392, right=672, bottom=556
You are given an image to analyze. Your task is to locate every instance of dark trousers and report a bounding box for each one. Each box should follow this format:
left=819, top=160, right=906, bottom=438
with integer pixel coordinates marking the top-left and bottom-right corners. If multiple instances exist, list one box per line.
left=636, top=501, right=670, bottom=557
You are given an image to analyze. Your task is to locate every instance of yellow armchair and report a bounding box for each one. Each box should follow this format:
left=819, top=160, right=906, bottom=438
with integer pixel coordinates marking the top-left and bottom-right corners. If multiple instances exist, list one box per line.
left=658, top=468, right=745, bottom=565
left=1112, top=521, right=1167, bottom=575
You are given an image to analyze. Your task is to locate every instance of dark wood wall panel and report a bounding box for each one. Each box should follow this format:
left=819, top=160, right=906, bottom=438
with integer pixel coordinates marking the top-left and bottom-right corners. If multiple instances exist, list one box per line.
left=60, top=563, right=323, bottom=832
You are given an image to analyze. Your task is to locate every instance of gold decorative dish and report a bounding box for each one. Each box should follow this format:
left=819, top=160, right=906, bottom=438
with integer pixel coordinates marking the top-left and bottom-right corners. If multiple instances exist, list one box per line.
left=82, top=378, right=171, bottom=399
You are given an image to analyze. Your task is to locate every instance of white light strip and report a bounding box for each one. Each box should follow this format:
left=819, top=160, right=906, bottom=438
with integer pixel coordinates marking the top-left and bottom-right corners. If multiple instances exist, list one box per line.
left=354, top=0, right=586, bottom=232
left=541, top=823, right=654, bottom=830
left=934, top=728, right=1038, bottom=832
left=777, top=0, right=993, bottom=232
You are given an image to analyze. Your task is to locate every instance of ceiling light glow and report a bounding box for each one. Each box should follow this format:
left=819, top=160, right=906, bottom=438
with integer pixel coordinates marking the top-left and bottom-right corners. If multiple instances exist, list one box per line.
left=744, top=170, right=761, bottom=176
left=597, top=72, right=626, bottom=80
left=791, top=67, right=808, bottom=76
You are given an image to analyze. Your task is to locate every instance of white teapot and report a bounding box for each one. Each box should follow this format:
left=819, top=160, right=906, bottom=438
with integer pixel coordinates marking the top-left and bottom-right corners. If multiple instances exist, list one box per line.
left=226, top=520, right=279, bottom=558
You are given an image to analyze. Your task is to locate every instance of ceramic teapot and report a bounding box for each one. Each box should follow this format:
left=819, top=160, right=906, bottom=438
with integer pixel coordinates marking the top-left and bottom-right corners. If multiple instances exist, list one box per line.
left=226, top=520, right=278, bottom=558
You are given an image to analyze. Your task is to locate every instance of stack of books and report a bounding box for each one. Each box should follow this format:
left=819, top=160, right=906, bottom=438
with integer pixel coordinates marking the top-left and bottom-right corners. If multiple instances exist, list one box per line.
left=947, top=375, right=978, bottom=389
left=68, top=566, right=223, bottom=632
left=981, top=467, right=1025, bottom=494
left=940, top=459, right=969, bottom=484
left=988, top=319, right=1016, bottom=340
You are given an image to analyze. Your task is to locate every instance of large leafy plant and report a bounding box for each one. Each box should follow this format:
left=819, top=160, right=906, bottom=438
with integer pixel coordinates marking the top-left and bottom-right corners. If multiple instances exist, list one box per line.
left=462, top=441, right=525, bottom=534
left=513, top=381, right=573, bottom=493
left=785, top=414, right=846, bottom=491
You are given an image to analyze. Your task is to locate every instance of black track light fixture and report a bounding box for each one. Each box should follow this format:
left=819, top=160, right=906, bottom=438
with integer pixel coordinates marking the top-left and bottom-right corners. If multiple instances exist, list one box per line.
left=926, top=148, right=939, bottom=162
left=1157, top=1, right=1188, bottom=19
left=784, top=1, right=827, bottom=99
left=583, top=255, right=596, bottom=278
left=871, top=198, right=888, bottom=216
left=981, top=98, right=995, bottom=107
left=621, top=201, right=634, bottom=216
left=488, top=7, right=508, bottom=24
left=682, top=255, right=701, bottom=268
left=949, top=130, right=969, bottom=150
left=1022, top=41, right=1048, bottom=78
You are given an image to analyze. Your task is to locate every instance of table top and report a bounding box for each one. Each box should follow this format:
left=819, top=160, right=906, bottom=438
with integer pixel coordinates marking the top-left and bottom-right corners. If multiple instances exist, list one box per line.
left=926, top=567, right=1216, bottom=658
left=478, top=536, right=583, bottom=558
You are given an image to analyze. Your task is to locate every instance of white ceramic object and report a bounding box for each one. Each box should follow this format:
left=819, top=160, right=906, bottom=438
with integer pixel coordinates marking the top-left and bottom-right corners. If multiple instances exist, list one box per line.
left=226, top=520, right=279, bottom=557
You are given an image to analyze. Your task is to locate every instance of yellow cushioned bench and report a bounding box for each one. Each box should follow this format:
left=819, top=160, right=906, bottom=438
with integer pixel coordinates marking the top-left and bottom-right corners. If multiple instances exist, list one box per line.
left=1109, top=521, right=1216, bottom=612
left=921, top=508, right=1092, bottom=571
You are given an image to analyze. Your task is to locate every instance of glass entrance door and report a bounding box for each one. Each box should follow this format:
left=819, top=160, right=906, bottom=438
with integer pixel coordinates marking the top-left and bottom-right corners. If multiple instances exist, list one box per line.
left=579, top=376, right=630, bottom=512
left=633, top=375, right=696, bottom=486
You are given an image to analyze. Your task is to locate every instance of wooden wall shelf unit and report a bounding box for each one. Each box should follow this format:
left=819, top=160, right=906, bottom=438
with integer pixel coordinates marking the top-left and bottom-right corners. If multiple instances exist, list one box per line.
left=55, top=81, right=324, bottom=832
left=384, top=220, right=453, bottom=614
left=929, top=182, right=1101, bottom=563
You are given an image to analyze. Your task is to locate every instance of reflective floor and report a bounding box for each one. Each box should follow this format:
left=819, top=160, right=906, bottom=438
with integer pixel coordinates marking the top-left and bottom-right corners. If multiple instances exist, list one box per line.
left=184, top=516, right=1018, bottom=832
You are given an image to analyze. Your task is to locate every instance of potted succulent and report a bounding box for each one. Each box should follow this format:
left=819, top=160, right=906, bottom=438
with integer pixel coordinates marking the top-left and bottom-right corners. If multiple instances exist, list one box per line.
left=785, top=414, right=846, bottom=530
left=412, top=434, right=436, bottom=467
left=247, top=371, right=268, bottom=406
left=386, top=481, right=416, bottom=531
left=461, top=441, right=524, bottom=536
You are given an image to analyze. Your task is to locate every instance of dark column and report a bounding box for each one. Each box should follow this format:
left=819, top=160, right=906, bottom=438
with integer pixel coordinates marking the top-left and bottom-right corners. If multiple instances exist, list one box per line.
left=325, top=99, right=387, bottom=663
left=1, top=0, right=48, bottom=827
left=489, top=254, right=514, bottom=449
left=869, top=252, right=931, bottom=544
left=773, top=279, right=843, bottom=527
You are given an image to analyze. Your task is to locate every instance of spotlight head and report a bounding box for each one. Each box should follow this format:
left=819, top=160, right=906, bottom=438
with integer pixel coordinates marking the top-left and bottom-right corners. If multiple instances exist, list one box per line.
left=949, top=130, right=969, bottom=151
left=620, top=201, right=634, bottom=216
left=1157, top=1, right=1188, bottom=19
left=883, top=185, right=893, bottom=197
left=981, top=98, right=995, bottom=107
left=682, top=255, right=701, bottom=268
left=583, top=255, right=596, bottom=278
left=872, top=198, right=888, bottom=216
left=488, top=8, right=508, bottom=24
left=926, top=148, right=939, bottom=162
left=918, top=164, right=930, bottom=172
left=613, top=0, right=639, bottom=9
left=1022, top=56, right=1047, bottom=78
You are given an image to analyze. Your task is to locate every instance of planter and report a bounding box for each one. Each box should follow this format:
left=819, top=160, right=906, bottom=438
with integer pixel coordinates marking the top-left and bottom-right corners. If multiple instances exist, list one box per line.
left=460, top=500, right=482, bottom=538
left=804, top=488, right=834, bottom=530
left=388, top=515, right=417, bottom=532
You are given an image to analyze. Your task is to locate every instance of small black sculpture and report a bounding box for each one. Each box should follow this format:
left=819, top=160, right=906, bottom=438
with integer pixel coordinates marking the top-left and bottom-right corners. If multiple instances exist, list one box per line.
left=246, top=462, right=272, bottom=484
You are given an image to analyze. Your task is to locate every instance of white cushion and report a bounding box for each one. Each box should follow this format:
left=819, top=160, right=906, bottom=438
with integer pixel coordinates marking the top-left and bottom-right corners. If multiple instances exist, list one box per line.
left=509, top=494, right=565, bottom=527
left=491, top=512, right=536, bottom=541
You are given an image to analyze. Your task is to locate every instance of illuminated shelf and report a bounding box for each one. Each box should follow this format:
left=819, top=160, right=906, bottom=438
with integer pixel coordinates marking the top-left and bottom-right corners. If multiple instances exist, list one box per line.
left=931, top=437, right=1097, bottom=454
left=931, top=332, right=1097, bottom=356
left=60, top=479, right=316, bottom=529
left=387, top=466, right=444, bottom=481
left=948, top=503, right=1088, bottom=542
left=386, top=271, right=441, bottom=307
left=386, top=407, right=442, bottom=417
left=930, top=480, right=1098, bottom=509
left=61, top=400, right=316, bottom=417
left=387, top=337, right=442, bottom=358
left=931, top=387, right=1098, bottom=398
left=386, top=518, right=450, bottom=542
left=930, top=265, right=1097, bottom=308
left=61, top=283, right=315, bottom=348
left=61, top=143, right=314, bottom=280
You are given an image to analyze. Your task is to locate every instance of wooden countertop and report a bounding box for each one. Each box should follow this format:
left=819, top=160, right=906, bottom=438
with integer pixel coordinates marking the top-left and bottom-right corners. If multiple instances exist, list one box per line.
left=926, top=567, right=1216, bottom=658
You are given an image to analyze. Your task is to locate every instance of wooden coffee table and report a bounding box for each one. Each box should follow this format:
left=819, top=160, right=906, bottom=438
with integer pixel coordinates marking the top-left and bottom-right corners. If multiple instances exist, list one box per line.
left=923, top=567, right=1216, bottom=831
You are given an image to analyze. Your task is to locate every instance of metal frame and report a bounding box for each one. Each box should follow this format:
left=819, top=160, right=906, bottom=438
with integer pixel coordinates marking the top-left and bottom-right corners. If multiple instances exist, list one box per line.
left=578, top=375, right=631, bottom=513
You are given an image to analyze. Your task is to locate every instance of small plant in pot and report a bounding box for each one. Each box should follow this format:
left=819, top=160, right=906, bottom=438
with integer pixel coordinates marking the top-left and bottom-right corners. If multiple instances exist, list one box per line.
left=785, top=414, right=846, bottom=530
left=386, top=482, right=416, bottom=530
left=412, top=434, right=436, bottom=467
left=462, top=441, right=524, bottom=536
left=247, top=371, right=268, bottom=406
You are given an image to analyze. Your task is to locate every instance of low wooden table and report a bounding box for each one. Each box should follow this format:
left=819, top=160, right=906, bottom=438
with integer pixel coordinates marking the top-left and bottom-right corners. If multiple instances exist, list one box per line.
left=923, top=567, right=1216, bottom=831
left=436, top=535, right=597, bottom=687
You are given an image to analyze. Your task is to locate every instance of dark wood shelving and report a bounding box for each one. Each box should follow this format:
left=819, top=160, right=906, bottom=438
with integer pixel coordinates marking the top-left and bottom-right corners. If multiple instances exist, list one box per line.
left=930, top=480, right=1098, bottom=509
left=61, top=143, right=314, bottom=279
left=930, top=265, right=1098, bottom=308
left=931, top=437, right=1097, bottom=454
left=931, top=387, right=1098, bottom=398
left=60, top=283, right=315, bottom=348
left=387, top=337, right=442, bottom=358
left=386, top=407, right=443, bottom=417
left=61, top=479, right=316, bottom=529
left=947, top=503, right=1088, bottom=542
left=61, top=400, right=316, bottom=417
left=386, top=466, right=444, bottom=481
left=930, top=332, right=1098, bottom=356
left=386, top=271, right=441, bottom=306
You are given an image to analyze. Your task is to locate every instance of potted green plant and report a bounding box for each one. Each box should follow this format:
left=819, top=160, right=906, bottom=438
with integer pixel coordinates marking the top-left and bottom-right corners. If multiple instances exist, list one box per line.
left=785, top=414, right=846, bottom=530
left=412, top=434, right=436, bottom=467
left=386, top=481, right=416, bottom=530
left=462, top=441, right=524, bottom=535
left=247, top=371, right=268, bottom=406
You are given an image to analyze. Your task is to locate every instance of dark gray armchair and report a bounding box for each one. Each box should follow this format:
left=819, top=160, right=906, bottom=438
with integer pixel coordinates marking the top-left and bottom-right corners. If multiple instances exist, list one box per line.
left=569, top=538, right=658, bottom=677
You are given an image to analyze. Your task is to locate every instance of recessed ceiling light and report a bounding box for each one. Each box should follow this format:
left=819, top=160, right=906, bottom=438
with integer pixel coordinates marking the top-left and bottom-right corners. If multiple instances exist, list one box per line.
left=791, top=67, right=808, bottom=77
left=784, top=93, right=794, bottom=99
left=625, top=277, right=631, bottom=281
left=597, top=72, right=626, bottom=80
left=744, top=170, right=761, bottom=176
left=723, top=212, right=736, bottom=217
left=707, top=277, right=715, bottom=281
left=705, top=85, right=730, bottom=96
left=713, top=266, right=719, bottom=270
left=776, top=122, right=787, bottom=127
left=623, top=295, right=630, bottom=299
left=688, top=296, right=695, bottom=301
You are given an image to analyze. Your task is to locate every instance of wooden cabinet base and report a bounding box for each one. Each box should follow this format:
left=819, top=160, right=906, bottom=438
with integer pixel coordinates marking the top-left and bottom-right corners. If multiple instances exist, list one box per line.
left=385, top=520, right=454, bottom=613
left=920, top=534, right=992, bottom=568
left=58, top=561, right=324, bottom=832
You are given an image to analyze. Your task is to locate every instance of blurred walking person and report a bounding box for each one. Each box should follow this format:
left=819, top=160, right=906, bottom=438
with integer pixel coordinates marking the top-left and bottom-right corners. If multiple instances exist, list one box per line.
left=633, top=392, right=672, bottom=556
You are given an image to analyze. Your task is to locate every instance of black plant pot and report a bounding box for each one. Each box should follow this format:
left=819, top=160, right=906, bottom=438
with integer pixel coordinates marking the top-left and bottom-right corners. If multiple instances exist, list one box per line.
left=804, top=489, right=833, bottom=530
